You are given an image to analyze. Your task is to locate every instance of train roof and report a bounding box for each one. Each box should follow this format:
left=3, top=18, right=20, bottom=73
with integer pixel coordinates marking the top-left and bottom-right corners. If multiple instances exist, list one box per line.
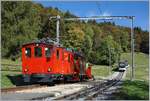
left=22, top=37, right=85, bottom=57
left=22, top=37, right=62, bottom=47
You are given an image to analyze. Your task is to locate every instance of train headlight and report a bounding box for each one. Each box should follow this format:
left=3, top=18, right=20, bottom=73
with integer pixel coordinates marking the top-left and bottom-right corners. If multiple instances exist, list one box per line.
left=24, top=68, right=28, bottom=72
left=48, top=68, right=51, bottom=72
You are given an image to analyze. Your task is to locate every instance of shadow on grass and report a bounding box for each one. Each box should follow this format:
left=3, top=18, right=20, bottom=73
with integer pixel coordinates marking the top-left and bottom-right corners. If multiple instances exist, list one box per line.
left=6, top=75, right=81, bottom=87
left=7, top=75, right=31, bottom=86
left=112, top=67, right=119, bottom=72
left=113, top=80, right=149, bottom=100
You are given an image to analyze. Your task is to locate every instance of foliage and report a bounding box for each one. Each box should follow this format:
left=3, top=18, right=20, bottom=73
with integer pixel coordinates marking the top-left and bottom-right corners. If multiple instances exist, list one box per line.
left=134, top=27, right=149, bottom=53
left=1, top=1, right=41, bottom=58
left=62, top=22, right=85, bottom=48
left=89, top=35, right=122, bottom=65
left=114, top=80, right=149, bottom=100
left=1, top=1, right=149, bottom=65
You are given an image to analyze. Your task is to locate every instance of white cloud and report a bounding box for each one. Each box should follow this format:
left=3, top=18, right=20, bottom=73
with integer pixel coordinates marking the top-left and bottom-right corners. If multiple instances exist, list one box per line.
left=100, top=11, right=111, bottom=16
left=87, top=11, right=97, bottom=17
left=86, top=11, right=111, bottom=17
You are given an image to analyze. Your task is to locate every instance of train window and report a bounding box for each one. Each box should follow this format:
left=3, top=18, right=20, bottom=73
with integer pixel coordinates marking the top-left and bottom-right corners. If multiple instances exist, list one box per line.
left=45, top=47, right=51, bottom=57
left=56, top=50, right=59, bottom=59
left=34, top=47, right=42, bottom=57
left=62, top=51, right=64, bottom=60
left=74, top=55, right=78, bottom=60
left=68, top=54, right=70, bottom=62
left=25, top=48, right=31, bottom=57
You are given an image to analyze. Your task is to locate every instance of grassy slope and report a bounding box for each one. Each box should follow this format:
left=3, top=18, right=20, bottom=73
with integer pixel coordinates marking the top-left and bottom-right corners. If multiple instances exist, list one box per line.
left=1, top=71, right=21, bottom=88
left=121, top=52, right=149, bottom=81
left=115, top=52, right=149, bottom=100
left=92, top=65, right=111, bottom=77
left=114, top=80, right=149, bottom=100
left=1, top=59, right=22, bottom=88
left=1, top=58, right=22, bottom=65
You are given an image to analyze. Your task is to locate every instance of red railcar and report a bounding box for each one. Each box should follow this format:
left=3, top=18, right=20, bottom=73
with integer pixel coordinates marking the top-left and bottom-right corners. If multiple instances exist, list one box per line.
left=22, top=41, right=93, bottom=83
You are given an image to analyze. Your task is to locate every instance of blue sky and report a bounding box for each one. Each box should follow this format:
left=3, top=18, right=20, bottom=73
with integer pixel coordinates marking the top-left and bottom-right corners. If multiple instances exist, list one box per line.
left=33, top=1, right=149, bottom=31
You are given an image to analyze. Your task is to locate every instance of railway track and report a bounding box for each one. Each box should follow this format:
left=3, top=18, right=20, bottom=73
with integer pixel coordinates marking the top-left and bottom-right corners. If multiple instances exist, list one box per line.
left=1, top=72, right=124, bottom=100
left=53, top=72, right=124, bottom=100
left=1, top=84, right=46, bottom=93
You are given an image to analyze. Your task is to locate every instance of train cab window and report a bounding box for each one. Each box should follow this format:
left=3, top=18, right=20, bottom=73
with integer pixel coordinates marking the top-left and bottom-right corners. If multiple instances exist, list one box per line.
left=45, top=47, right=51, bottom=57
left=25, top=48, right=31, bottom=57
left=62, top=51, right=64, bottom=61
left=56, top=50, right=59, bottom=59
left=34, top=47, right=42, bottom=57
left=74, top=55, right=78, bottom=60
left=68, top=54, right=70, bottom=62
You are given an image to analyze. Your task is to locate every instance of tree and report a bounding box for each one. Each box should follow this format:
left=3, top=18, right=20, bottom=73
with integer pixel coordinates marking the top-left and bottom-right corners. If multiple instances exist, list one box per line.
left=140, top=31, right=149, bottom=54
left=62, top=22, right=85, bottom=48
left=82, top=35, right=92, bottom=60
left=89, top=35, right=122, bottom=65
left=2, top=1, right=41, bottom=58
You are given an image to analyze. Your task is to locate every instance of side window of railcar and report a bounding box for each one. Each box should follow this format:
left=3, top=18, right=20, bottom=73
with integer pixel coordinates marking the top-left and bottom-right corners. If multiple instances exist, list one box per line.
left=25, top=48, right=31, bottom=57
left=68, top=54, right=70, bottom=62
left=34, top=47, right=42, bottom=57
left=62, top=51, right=64, bottom=60
left=56, top=49, right=59, bottom=59
left=45, top=47, right=51, bottom=57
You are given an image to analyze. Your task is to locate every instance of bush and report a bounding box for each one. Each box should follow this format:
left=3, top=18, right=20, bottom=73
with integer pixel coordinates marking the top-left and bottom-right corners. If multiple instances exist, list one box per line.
left=89, top=35, right=122, bottom=65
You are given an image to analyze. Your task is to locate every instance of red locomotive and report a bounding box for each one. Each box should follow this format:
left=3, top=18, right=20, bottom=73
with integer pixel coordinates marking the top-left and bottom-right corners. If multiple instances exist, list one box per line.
left=22, top=38, right=93, bottom=83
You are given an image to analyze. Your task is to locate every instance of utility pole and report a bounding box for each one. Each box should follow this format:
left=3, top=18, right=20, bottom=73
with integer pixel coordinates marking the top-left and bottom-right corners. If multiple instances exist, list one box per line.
left=56, top=15, right=60, bottom=45
left=49, top=15, right=135, bottom=80
left=109, top=47, right=112, bottom=79
left=131, top=17, right=134, bottom=80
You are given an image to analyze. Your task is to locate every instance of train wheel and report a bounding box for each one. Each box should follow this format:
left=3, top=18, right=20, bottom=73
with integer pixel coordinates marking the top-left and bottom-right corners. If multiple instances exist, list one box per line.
left=79, top=75, right=83, bottom=82
left=47, top=82, right=55, bottom=86
left=92, top=75, right=95, bottom=81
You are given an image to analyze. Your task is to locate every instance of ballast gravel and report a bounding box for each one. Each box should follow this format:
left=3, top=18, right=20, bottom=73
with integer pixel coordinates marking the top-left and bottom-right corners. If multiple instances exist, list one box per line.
left=16, top=83, right=90, bottom=96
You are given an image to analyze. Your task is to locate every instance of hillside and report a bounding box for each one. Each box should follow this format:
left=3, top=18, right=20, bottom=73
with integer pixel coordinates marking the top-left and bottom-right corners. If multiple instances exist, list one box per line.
left=1, top=1, right=149, bottom=65
left=121, top=52, right=149, bottom=81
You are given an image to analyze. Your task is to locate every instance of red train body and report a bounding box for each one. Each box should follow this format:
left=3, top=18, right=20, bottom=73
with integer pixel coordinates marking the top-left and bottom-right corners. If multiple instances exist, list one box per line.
left=22, top=41, right=93, bottom=83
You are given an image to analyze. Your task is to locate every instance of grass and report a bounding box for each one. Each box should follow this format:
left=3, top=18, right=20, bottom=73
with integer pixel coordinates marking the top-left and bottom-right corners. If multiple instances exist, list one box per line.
left=121, top=52, right=149, bottom=81
left=1, top=58, right=22, bottom=65
left=1, top=52, right=149, bottom=89
left=113, top=52, right=149, bottom=100
left=1, top=58, right=22, bottom=88
left=92, top=65, right=112, bottom=77
left=1, top=58, right=22, bottom=71
left=114, top=80, right=149, bottom=100
left=1, top=71, right=21, bottom=88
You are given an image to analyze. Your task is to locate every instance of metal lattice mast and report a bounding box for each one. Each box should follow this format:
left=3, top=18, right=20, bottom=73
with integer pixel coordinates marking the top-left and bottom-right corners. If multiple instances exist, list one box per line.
left=56, top=15, right=60, bottom=45
left=64, top=16, right=135, bottom=80
left=131, top=17, right=134, bottom=80
left=49, top=15, right=61, bottom=45
left=49, top=15, right=135, bottom=80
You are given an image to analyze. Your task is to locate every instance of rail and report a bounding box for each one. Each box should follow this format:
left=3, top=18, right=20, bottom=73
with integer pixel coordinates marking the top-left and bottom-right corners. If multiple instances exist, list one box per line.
left=54, top=72, right=124, bottom=100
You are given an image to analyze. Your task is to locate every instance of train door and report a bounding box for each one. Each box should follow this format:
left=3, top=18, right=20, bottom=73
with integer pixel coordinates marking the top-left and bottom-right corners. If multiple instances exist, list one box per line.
left=79, top=58, right=83, bottom=75
left=44, top=46, right=53, bottom=73
left=22, top=46, right=32, bottom=74
left=74, top=55, right=80, bottom=75
left=32, top=45, right=45, bottom=73
left=55, top=48, right=62, bottom=73
left=63, top=51, right=71, bottom=74
left=61, top=50, right=68, bottom=74
left=69, top=53, right=74, bottom=74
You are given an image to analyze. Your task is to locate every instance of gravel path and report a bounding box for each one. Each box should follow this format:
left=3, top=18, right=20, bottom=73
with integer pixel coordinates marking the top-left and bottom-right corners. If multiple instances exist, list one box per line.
left=1, top=71, right=124, bottom=100
left=16, top=83, right=90, bottom=96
